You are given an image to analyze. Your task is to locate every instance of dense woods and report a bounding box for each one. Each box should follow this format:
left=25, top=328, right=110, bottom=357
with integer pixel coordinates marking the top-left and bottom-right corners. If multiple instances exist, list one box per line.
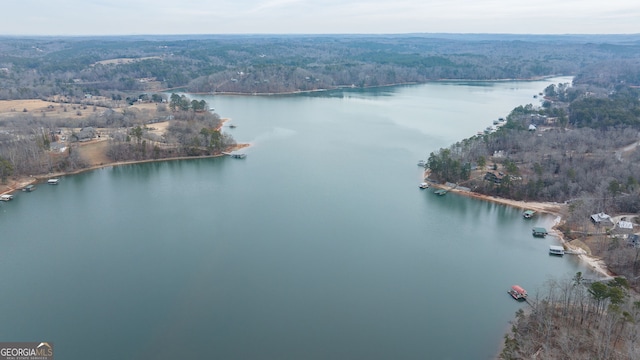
left=1, top=34, right=640, bottom=99
left=500, top=273, right=640, bottom=359
left=426, top=77, right=640, bottom=213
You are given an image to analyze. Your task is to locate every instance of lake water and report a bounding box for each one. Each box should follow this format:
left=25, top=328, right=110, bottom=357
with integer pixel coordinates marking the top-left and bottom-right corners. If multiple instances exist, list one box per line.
left=0, top=77, right=596, bottom=359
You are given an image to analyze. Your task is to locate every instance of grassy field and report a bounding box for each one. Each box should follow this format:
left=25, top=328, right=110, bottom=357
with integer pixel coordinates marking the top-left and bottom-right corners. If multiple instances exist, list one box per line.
left=0, top=99, right=111, bottom=120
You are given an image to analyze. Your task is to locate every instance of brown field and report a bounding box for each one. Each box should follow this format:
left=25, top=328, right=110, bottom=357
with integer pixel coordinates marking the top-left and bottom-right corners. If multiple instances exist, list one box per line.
left=130, top=103, right=161, bottom=111
left=0, top=99, right=110, bottom=120
left=92, top=56, right=161, bottom=66
left=145, top=121, right=170, bottom=136
left=76, top=139, right=112, bottom=167
left=0, top=99, right=55, bottom=113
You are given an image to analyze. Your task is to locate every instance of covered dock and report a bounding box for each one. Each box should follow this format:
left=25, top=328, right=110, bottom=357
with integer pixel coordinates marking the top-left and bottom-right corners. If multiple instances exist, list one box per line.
left=532, top=227, right=548, bottom=237
left=549, top=245, right=565, bottom=256
left=433, top=189, right=447, bottom=196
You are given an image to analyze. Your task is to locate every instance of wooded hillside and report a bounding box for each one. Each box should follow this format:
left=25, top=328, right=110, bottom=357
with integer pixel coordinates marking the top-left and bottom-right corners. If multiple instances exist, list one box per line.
left=2, top=34, right=640, bottom=99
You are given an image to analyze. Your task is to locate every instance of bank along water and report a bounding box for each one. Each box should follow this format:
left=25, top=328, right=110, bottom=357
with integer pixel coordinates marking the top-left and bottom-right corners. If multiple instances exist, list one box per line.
left=0, top=77, right=599, bottom=359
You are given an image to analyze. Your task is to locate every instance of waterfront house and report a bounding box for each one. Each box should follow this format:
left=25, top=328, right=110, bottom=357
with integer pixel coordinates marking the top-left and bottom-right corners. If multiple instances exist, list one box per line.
left=484, top=171, right=504, bottom=184
left=591, top=212, right=614, bottom=227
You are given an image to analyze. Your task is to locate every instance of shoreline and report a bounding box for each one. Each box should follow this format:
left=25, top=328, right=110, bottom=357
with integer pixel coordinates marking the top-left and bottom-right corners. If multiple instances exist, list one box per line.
left=427, top=181, right=614, bottom=279
left=430, top=182, right=618, bottom=359
left=0, top=143, right=250, bottom=196
left=184, top=75, right=565, bottom=96
left=426, top=181, right=616, bottom=359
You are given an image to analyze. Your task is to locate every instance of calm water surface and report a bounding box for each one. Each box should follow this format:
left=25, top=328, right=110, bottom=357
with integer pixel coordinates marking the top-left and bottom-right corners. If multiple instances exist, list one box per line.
left=1, top=77, right=597, bottom=359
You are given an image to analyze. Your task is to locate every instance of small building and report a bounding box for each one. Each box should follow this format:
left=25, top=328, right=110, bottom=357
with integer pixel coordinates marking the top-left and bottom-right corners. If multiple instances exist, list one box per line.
left=532, top=227, right=548, bottom=237
left=613, top=220, right=634, bottom=235
left=549, top=245, right=565, bottom=256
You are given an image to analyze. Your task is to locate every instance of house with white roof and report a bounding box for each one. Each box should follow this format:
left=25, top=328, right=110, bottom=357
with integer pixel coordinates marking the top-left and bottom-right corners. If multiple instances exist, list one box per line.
left=591, top=212, right=614, bottom=227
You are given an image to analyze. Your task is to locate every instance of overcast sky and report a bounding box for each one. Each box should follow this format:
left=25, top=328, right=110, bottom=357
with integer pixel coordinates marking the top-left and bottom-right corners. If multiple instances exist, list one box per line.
left=2, top=0, right=638, bottom=36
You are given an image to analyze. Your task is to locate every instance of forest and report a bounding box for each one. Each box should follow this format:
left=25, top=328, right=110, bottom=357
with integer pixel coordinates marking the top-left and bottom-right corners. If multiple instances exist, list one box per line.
left=1, top=34, right=640, bottom=99
left=500, top=273, right=640, bottom=359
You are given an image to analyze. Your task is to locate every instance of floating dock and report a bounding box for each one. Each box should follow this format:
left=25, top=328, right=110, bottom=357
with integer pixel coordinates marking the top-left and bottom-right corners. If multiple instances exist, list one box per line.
left=532, top=227, right=548, bottom=237
left=549, top=245, right=565, bottom=256
left=22, top=185, right=36, bottom=192
left=222, top=152, right=246, bottom=159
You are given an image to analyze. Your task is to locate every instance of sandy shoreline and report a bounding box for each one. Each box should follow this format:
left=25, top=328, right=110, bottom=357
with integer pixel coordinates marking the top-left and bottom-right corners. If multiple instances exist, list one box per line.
left=428, top=182, right=614, bottom=279
left=439, top=182, right=616, bottom=358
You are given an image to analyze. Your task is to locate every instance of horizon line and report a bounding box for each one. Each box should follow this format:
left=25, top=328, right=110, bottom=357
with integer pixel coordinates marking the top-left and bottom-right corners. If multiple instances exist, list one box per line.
left=1, top=32, right=639, bottom=38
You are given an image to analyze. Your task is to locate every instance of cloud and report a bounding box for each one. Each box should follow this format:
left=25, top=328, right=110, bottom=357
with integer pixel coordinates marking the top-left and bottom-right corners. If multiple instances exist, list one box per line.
left=1, top=0, right=638, bottom=35
left=249, top=0, right=307, bottom=13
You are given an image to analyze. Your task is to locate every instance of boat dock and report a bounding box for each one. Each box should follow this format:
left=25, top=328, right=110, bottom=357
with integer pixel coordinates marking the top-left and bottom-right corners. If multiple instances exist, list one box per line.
left=430, top=182, right=462, bottom=196
left=532, top=227, right=548, bottom=237
left=222, top=152, right=247, bottom=159
left=549, top=245, right=565, bottom=256
left=508, top=285, right=528, bottom=301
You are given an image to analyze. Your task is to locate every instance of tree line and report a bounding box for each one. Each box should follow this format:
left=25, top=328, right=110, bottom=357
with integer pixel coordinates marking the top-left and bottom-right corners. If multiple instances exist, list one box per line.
left=2, top=35, right=640, bottom=100
left=426, top=73, right=640, bottom=214
left=425, top=64, right=640, bottom=293
left=500, top=273, right=640, bottom=359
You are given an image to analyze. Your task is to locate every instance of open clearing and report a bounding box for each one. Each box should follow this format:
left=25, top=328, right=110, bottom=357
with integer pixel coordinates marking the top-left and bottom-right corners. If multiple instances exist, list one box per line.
left=0, top=99, right=110, bottom=120
left=92, top=56, right=162, bottom=66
